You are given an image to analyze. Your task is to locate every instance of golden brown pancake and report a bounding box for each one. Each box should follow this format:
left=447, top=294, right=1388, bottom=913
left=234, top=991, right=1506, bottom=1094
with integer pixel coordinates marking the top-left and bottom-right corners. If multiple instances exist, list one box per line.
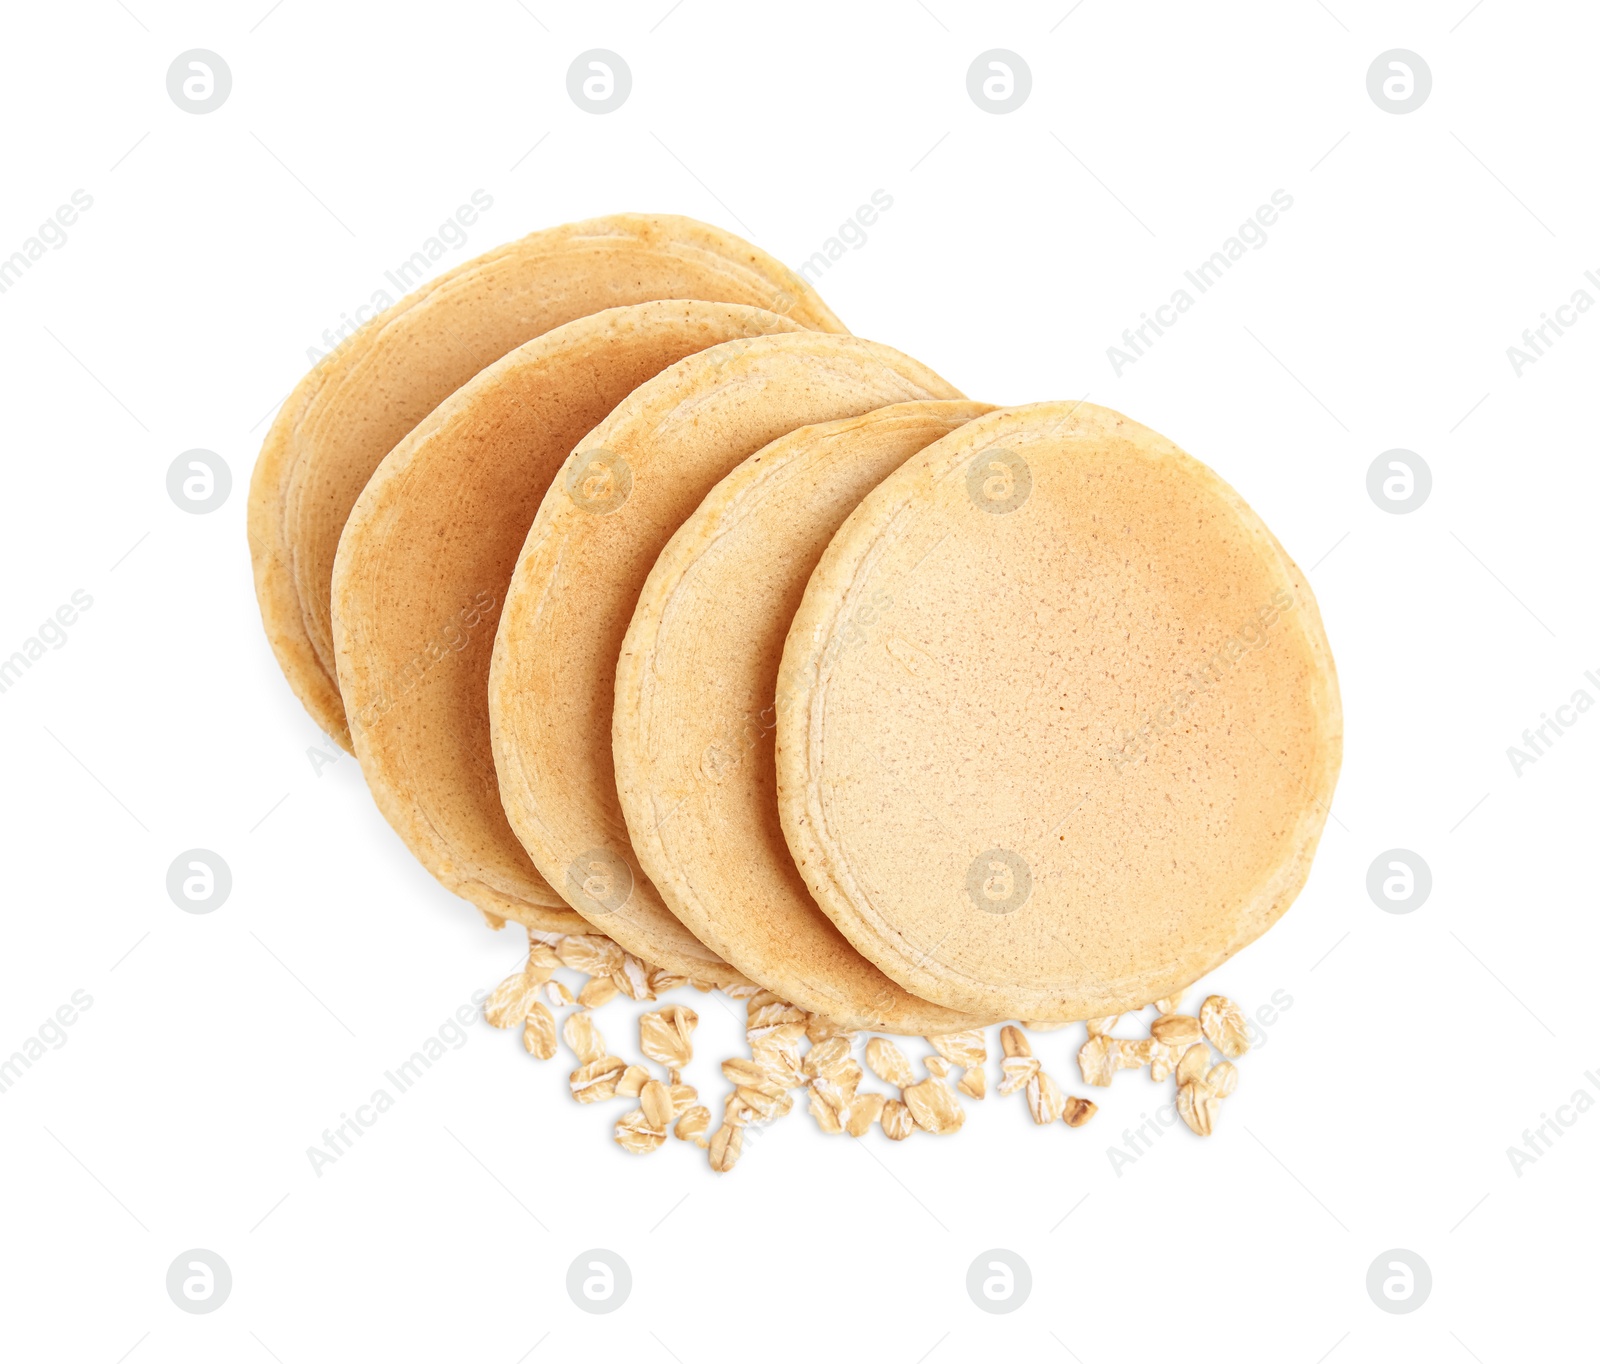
left=331, top=302, right=804, bottom=933
left=489, top=333, right=963, bottom=982
left=613, top=402, right=999, bottom=1028
left=775, top=402, right=1342, bottom=1020
left=250, top=214, right=845, bottom=750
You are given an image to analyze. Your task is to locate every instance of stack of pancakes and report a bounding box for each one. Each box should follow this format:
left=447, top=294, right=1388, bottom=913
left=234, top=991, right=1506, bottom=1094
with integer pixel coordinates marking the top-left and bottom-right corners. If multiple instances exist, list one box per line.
left=250, top=214, right=1341, bottom=1034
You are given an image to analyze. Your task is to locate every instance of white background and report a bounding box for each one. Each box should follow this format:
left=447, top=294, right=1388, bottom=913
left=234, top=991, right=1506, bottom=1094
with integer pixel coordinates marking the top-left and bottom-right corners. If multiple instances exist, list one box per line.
left=1, top=1, right=1594, bottom=1360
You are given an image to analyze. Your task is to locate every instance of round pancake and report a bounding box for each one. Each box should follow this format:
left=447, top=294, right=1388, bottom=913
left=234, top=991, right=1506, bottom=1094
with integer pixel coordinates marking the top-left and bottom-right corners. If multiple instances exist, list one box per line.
left=613, top=402, right=998, bottom=1030
left=331, top=302, right=805, bottom=933
left=489, top=333, right=963, bottom=982
left=250, top=214, right=845, bottom=751
left=775, top=402, right=1342, bottom=1021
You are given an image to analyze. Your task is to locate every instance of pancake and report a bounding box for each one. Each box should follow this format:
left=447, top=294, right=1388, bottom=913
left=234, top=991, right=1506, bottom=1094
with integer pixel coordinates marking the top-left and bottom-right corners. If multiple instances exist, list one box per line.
left=331, top=302, right=805, bottom=933
left=250, top=214, right=845, bottom=751
left=489, top=333, right=963, bottom=982
left=775, top=402, right=1342, bottom=1021
left=613, top=402, right=998, bottom=1029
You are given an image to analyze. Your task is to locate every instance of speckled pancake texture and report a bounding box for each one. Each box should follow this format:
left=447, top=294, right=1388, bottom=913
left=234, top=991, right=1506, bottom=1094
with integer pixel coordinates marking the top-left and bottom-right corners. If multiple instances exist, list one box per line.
left=250, top=214, right=845, bottom=751
left=331, top=302, right=804, bottom=934
left=775, top=401, right=1342, bottom=1022
left=614, top=402, right=999, bottom=1031
left=489, top=332, right=963, bottom=983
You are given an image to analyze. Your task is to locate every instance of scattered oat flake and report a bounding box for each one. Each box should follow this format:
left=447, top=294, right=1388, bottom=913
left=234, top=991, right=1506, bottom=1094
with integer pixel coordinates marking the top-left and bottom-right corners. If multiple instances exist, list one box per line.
left=999, top=1055, right=1040, bottom=1096
left=557, top=935, right=623, bottom=977
left=1078, top=1035, right=1118, bottom=1087
left=808, top=1087, right=845, bottom=1133
left=669, top=1083, right=698, bottom=1117
left=484, top=969, right=538, bottom=1029
left=648, top=969, right=688, bottom=994
left=675, top=1105, right=711, bottom=1147
left=1063, top=1096, right=1098, bottom=1128
left=1153, top=993, right=1182, bottom=1016
left=1149, top=1041, right=1184, bottom=1083
left=613, top=954, right=654, bottom=1001
left=956, top=1065, right=987, bottom=1100
left=846, top=1091, right=886, bottom=1137
left=570, top=1056, right=625, bottom=1103
left=865, top=1038, right=916, bottom=1089
left=1176, top=1044, right=1211, bottom=1088
left=751, top=1025, right=806, bottom=1087
left=925, top=1055, right=952, bottom=1079
left=640, top=1079, right=674, bottom=1130
left=1085, top=1016, right=1119, bottom=1038
left=903, top=1078, right=965, bottom=1134
left=1027, top=1070, right=1065, bottom=1125
left=615, top=1108, right=668, bottom=1154
left=522, top=1001, right=557, bottom=1059
left=708, top=1124, right=743, bottom=1172
left=527, top=941, right=562, bottom=971
left=577, top=976, right=619, bottom=1009
left=1177, top=1080, right=1218, bottom=1136
left=1207, top=1061, right=1239, bottom=1098
left=1000, top=1025, right=1032, bottom=1059
left=542, top=978, right=574, bottom=1008
left=927, top=1029, right=986, bottom=1067
left=880, top=1098, right=914, bottom=1141
left=639, top=1005, right=698, bottom=1069
left=1150, top=1014, right=1204, bottom=1047
left=562, top=1011, right=606, bottom=1064
left=803, top=1037, right=854, bottom=1083
left=1200, top=996, right=1250, bottom=1058
left=616, top=1065, right=649, bottom=1098
left=1116, top=1038, right=1154, bottom=1070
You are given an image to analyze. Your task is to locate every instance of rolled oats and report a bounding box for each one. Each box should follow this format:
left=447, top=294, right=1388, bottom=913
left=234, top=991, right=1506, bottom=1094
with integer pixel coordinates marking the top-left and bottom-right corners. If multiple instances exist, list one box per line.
left=1000, top=1025, right=1032, bottom=1059
left=639, top=1005, right=698, bottom=1069
left=522, top=1001, right=558, bottom=1059
left=612, top=954, right=654, bottom=1001
left=1027, top=1070, right=1065, bottom=1125
left=751, top=1027, right=807, bottom=1088
left=1176, top=1080, right=1218, bottom=1136
left=903, top=1078, right=965, bottom=1134
left=956, top=1065, right=986, bottom=1100
left=562, top=1011, right=606, bottom=1065
left=557, top=935, right=623, bottom=977
left=880, top=1098, right=914, bottom=1141
left=1063, top=1096, right=1098, bottom=1128
left=578, top=976, right=619, bottom=1009
left=1207, top=1061, right=1239, bottom=1098
left=708, top=1123, right=743, bottom=1172
left=616, top=1065, right=650, bottom=1098
left=927, top=1029, right=986, bottom=1068
left=484, top=968, right=540, bottom=1029
left=1200, top=996, right=1251, bottom=1059
left=1085, top=1016, right=1119, bottom=1038
left=846, top=1091, right=887, bottom=1137
left=640, top=1079, right=674, bottom=1130
left=615, top=1108, right=667, bottom=1154
left=999, top=1055, right=1040, bottom=1096
left=808, top=1087, right=845, bottom=1133
left=570, top=1056, right=626, bottom=1103
left=1077, top=1035, right=1118, bottom=1087
left=675, top=1105, right=711, bottom=1147
left=1176, top=1043, right=1210, bottom=1087
left=865, top=1038, right=916, bottom=1089
left=1150, top=1014, right=1204, bottom=1047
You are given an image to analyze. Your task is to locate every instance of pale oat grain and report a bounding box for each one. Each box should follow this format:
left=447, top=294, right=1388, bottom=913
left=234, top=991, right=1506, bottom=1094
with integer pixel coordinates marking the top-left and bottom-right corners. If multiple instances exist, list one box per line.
left=1200, top=996, right=1251, bottom=1058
